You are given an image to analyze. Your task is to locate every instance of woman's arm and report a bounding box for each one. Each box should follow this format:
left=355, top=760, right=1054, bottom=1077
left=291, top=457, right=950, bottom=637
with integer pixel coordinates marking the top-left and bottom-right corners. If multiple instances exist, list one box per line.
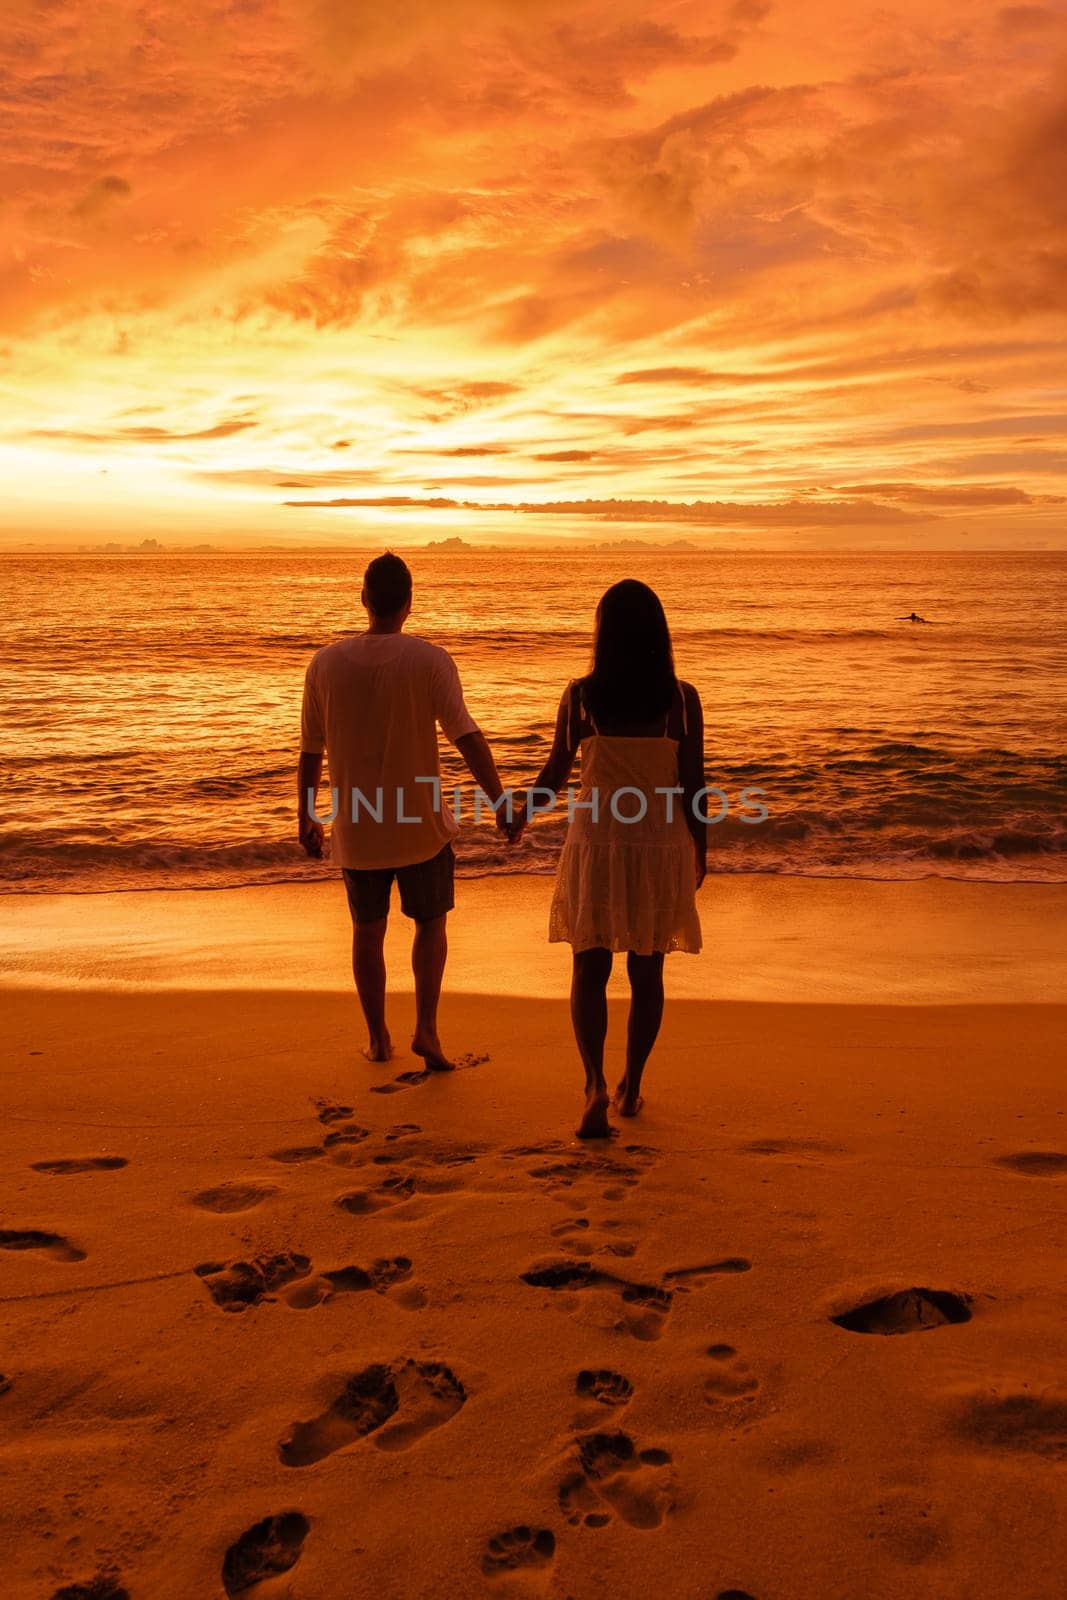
left=678, top=682, right=708, bottom=887
left=512, top=686, right=580, bottom=836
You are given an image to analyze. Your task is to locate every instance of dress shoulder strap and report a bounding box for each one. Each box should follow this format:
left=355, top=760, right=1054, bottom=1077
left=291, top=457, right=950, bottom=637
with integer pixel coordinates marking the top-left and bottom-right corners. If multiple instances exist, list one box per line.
left=578, top=680, right=597, bottom=735
left=664, top=679, right=687, bottom=739
left=566, top=679, right=595, bottom=745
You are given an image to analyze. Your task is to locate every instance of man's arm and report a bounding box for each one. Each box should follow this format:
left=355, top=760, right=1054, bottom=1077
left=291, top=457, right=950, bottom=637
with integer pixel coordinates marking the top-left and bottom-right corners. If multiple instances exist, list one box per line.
left=298, top=661, right=326, bottom=857
left=455, top=730, right=506, bottom=813
left=298, top=751, right=324, bottom=857
left=434, top=650, right=512, bottom=834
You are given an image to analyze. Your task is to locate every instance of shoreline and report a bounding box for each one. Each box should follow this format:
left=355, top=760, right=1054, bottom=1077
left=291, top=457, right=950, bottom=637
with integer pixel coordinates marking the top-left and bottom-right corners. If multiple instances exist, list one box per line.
left=4, top=859, right=1067, bottom=898
left=1, top=872, right=1064, bottom=1003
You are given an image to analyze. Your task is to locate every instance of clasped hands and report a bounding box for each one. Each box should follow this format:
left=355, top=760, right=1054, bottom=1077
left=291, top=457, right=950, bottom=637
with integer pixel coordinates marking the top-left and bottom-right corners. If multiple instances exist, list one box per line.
left=494, top=795, right=528, bottom=847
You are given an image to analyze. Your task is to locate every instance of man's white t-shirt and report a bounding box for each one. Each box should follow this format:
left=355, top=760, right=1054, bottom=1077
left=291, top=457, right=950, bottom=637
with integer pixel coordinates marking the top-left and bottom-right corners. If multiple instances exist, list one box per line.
left=301, top=632, right=478, bottom=870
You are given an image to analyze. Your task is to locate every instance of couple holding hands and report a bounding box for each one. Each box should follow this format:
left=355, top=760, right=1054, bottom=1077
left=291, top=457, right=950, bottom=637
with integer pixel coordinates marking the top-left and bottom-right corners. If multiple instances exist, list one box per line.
left=299, top=552, right=705, bottom=1139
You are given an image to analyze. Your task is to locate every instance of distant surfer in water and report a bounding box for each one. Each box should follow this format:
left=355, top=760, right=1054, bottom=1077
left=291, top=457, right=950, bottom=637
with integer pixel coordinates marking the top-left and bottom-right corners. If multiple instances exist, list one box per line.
left=898, top=612, right=928, bottom=623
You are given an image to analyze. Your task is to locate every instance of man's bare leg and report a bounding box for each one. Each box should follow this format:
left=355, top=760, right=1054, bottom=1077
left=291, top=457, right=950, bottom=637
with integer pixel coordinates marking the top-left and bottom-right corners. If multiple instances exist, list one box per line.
left=353, top=917, right=392, bottom=1061
left=411, top=914, right=453, bottom=1070
left=572, top=947, right=613, bottom=1138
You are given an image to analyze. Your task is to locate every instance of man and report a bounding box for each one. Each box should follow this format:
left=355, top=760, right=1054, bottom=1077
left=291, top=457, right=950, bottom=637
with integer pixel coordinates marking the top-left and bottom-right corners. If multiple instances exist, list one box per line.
left=298, top=551, right=509, bottom=1070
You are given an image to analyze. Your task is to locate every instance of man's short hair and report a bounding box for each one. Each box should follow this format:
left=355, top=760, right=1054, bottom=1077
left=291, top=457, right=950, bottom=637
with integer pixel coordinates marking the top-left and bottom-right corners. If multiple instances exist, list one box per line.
left=364, top=551, right=412, bottom=617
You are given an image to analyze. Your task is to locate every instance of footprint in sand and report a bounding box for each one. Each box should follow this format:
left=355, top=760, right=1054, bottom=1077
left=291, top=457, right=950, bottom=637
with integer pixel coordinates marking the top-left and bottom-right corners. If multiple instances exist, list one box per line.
left=196, top=1251, right=421, bottom=1312
left=371, top=1053, right=490, bottom=1093
left=704, top=1344, right=760, bottom=1405
left=337, top=1175, right=417, bottom=1214
left=521, top=1262, right=672, bottom=1341
left=285, top=1256, right=424, bottom=1311
left=51, top=1577, right=129, bottom=1600
left=481, top=1527, right=556, bottom=1580
left=323, top=1124, right=371, bottom=1149
left=371, top=1137, right=483, bottom=1170
left=222, top=1511, right=309, bottom=1595
left=948, top=1388, right=1067, bottom=1459
left=665, top=1259, right=752, bottom=1289
left=516, top=1148, right=653, bottom=1205
left=190, top=1182, right=278, bottom=1213
left=322, top=1126, right=375, bottom=1166
left=195, top=1252, right=312, bottom=1311
left=336, top=1166, right=466, bottom=1214
left=551, top=1218, right=591, bottom=1244
left=830, top=1287, right=971, bottom=1335
left=385, top=1122, right=421, bottom=1141
left=270, top=1124, right=371, bottom=1165
left=994, top=1150, right=1067, bottom=1177
left=551, top=1218, right=636, bottom=1259
left=279, top=1358, right=466, bottom=1467
left=0, top=1229, right=85, bottom=1262
left=576, top=1369, right=634, bottom=1408
left=315, top=1100, right=355, bottom=1124
left=559, top=1431, right=673, bottom=1530
left=30, top=1157, right=127, bottom=1175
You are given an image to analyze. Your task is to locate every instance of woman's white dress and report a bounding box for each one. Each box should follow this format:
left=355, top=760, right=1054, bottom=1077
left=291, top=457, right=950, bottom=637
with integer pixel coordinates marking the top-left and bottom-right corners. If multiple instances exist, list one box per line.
left=548, top=685, right=702, bottom=956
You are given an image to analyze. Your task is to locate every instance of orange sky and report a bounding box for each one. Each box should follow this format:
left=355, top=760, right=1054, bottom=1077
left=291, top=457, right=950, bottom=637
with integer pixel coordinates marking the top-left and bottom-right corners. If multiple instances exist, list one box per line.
left=3, top=0, right=1067, bottom=548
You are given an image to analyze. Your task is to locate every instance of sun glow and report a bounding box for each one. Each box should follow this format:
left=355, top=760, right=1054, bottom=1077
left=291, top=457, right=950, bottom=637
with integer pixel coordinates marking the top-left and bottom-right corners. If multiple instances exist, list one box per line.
left=3, top=0, right=1066, bottom=548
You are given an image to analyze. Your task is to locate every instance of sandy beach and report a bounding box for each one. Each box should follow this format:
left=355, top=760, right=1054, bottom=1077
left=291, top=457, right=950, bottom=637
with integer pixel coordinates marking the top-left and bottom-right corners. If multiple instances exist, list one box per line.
left=2, top=875, right=1065, bottom=1599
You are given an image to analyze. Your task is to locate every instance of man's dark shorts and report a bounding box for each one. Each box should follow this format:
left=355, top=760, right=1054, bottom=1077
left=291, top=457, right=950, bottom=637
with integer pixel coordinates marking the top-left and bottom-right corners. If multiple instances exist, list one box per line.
left=342, top=843, right=455, bottom=925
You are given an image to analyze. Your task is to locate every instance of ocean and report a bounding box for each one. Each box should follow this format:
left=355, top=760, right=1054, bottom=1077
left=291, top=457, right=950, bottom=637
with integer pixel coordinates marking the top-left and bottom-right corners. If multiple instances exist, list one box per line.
left=2, top=548, right=1065, bottom=893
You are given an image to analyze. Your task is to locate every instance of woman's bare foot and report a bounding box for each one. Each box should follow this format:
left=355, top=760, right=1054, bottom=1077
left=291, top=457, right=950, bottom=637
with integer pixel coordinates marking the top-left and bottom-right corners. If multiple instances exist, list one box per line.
left=411, top=1031, right=454, bottom=1072
left=576, top=1087, right=611, bottom=1140
left=363, top=1034, right=393, bottom=1063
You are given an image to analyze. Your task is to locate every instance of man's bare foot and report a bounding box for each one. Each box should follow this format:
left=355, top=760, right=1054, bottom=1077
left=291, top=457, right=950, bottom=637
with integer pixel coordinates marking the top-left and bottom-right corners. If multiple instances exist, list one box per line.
left=411, top=1031, right=454, bottom=1072
left=611, top=1077, right=644, bottom=1117
left=576, top=1087, right=611, bottom=1140
left=362, top=1035, right=393, bottom=1063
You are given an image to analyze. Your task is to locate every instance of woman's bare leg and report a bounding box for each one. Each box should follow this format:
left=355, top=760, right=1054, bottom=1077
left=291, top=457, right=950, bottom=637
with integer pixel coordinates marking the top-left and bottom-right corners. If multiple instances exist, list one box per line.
left=616, top=950, right=664, bottom=1115
left=571, top=947, right=613, bottom=1138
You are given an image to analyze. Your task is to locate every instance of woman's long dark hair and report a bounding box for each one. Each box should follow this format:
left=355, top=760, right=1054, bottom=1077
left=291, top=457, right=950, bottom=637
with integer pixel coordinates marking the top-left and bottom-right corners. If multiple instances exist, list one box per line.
left=583, top=579, right=677, bottom=728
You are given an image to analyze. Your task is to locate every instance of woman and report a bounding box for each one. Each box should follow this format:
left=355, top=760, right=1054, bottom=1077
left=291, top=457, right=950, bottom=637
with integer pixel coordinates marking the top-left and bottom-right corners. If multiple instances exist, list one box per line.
left=512, top=580, right=706, bottom=1139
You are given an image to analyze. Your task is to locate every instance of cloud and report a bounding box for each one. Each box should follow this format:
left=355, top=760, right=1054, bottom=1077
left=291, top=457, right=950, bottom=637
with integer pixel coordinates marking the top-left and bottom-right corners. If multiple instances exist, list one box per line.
left=70, top=174, right=132, bottom=220
left=872, top=414, right=1067, bottom=445
left=3, top=0, right=1067, bottom=545
left=281, top=492, right=930, bottom=525
left=392, top=444, right=512, bottom=457
left=617, top=366, right=717, bottom=385
left=533, top=449, right=597, bottom=461
left=940, top=449, right=1067, bottom=476
left=27, top=416, right=258, bottom=443
left=833, top=482, right=1063, bottom=507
